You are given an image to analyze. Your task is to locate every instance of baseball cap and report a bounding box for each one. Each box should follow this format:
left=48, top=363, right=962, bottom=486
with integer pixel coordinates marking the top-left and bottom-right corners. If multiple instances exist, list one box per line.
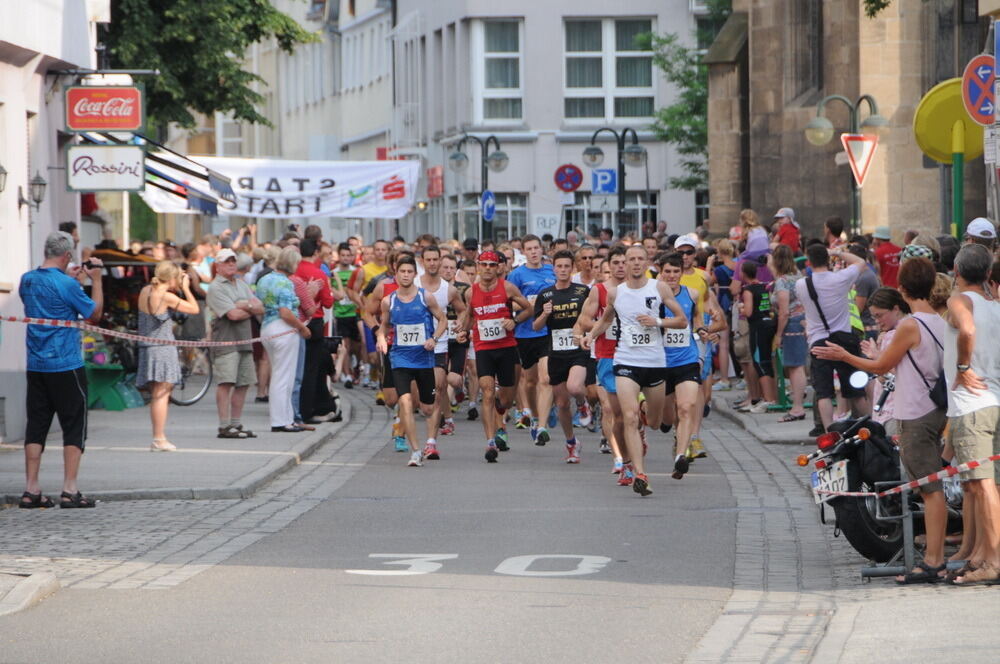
left=477, top=250, right=500, bottom=263
left=674, top=234, right=698, bottom=249
left=463, top=238, right=480, bottom=250
left=773, top=207, right=795, bottom=220
left=873, top=226, right=891, bottom=240
left=216, top=248, right=237, bottom=262
left=966, top=217, right=997, bottom=239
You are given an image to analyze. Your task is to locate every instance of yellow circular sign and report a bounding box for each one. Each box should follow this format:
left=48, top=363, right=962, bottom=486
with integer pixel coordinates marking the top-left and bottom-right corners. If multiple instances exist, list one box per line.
left=913, top=78, right=985, bottom=163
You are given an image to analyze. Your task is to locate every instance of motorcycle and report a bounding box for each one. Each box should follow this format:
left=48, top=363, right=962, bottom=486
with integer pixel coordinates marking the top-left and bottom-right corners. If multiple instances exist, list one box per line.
left=796, top=371, right=963, bottom=562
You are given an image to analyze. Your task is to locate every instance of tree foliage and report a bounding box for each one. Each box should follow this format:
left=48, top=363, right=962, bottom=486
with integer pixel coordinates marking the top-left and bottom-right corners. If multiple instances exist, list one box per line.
left=107, top=0, right=316, bottom=129
left=641, top=1, right=730, bottom=191
left=863, top=0, right=892, bottom=18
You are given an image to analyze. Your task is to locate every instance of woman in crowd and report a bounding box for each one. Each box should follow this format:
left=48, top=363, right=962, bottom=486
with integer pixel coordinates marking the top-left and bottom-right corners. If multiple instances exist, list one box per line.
left=256, top=246, right=313, bottom=432
left=769, top=244, right=807, bottom=422
left=136, top=261, right=200, bottom=451
left=813, top=257, right=948, bottom=584
left=858, top=287, right=909, bottom=435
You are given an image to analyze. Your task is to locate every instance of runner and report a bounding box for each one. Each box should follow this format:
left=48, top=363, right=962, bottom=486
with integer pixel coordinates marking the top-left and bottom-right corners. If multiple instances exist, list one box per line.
left=441, top=253, right=472, bottom=425
left=576, top=245, right=628, bottom=481
left=460, top=250, right=533, bottom=463
left=532, top=250, right=591, bottom=463
left=375, top=255, right=448, bottom=467
left=570, top=244, right=599, bottom=430
left=419, top=245, right=466, bottom=443
left=583, top=244, right=688, bottom=497
left=674, top=233, right=713, bottom=458
left=506, top=235, right=556, bottom=440
left=349, top=239, right=390, bottom=397
left=331, top=242, right=362, bottom=389
left=459, top=259, right=481, bottom=421
left=361, top=251, right=406, bottom=450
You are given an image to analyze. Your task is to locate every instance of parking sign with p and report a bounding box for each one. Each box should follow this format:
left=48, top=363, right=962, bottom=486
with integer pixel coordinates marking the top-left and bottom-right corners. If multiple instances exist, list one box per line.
left=591, top=169, right=617, bottom=195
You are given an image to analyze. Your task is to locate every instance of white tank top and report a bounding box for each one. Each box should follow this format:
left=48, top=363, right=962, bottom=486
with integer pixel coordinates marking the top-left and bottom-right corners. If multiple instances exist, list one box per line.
left=427, top=277, right=450, bottom=354
left=612, top=278, right=664, bottom=368
left=943, top=291, right=1000, bottom=417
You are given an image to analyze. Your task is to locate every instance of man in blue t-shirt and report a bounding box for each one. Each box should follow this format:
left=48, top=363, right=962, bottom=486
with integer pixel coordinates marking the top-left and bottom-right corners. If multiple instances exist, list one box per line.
left=17, top=231, right=104, bottom=509
left=506, top=234, right=555, bottom=439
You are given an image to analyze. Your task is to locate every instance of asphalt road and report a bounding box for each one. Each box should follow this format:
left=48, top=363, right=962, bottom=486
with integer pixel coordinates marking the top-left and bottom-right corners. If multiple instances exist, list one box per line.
left=1, top=404, right=737, bottom=664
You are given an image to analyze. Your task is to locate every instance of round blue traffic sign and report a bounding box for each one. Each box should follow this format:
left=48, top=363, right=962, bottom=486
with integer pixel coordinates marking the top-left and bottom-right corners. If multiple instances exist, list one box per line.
left=963, top=54, right=995, bottom=127
left=481, top=190, right=496, bottom=222
left=554, top=164, right=584, bottom=193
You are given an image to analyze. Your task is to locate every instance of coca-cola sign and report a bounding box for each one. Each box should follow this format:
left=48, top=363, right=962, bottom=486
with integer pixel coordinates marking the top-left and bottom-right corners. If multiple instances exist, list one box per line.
left=66, top=145, right=145, bottom=192
left=65, top=86, right=144, bottom=132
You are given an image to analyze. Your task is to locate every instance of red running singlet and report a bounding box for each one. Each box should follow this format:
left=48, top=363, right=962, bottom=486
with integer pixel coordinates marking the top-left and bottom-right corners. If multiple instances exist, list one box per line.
left=594, top=282, right=618, bottom=360
left=470, top=279, right=517, bottom=351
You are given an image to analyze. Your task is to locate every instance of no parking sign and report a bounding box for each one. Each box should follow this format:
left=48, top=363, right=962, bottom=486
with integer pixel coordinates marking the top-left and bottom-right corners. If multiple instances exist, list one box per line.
left=963, top=54, right=995, bottom=127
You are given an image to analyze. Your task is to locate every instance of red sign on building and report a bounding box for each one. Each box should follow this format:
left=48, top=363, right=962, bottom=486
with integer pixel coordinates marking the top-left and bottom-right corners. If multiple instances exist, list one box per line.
left=65, top=86, right=144, bottom=132
left=426, top=166, right=444, bottom=198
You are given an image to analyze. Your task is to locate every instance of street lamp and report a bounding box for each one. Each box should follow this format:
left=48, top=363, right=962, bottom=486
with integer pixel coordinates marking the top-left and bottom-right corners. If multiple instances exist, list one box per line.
left=18, top=171, right=47, bottom=210
left=803, top=94, right=887, bottom=232
left=584, top=127, right=645, bottom=237
left=449, top=133, right=506, bottom=240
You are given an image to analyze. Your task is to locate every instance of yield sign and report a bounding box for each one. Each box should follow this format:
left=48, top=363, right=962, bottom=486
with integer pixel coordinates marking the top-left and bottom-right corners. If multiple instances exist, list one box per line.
left=840, top=134, right=878, bottom=188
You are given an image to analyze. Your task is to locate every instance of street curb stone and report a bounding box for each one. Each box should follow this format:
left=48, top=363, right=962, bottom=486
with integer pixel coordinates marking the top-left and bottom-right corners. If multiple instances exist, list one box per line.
left=0, top=572, right=60, bottom=617
left=0, top=400, right=351, bottom=506
left=712, top=396, right=815, bottom=446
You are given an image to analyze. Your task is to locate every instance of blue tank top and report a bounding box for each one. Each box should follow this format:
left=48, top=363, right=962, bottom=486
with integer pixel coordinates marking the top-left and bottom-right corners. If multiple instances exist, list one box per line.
left=389, top=288, right=435, bottom=369
left=663, top=285, right=699, bottom=367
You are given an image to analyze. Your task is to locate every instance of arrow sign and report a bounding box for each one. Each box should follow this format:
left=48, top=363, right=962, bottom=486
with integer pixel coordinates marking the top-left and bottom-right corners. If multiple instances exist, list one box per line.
left=840, top=134, right=879, bottom=188
left=963, top=53, right=996, bottom=127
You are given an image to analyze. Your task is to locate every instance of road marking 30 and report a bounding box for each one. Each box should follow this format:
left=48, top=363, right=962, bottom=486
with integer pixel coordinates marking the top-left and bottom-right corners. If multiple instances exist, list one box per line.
left=345, top=554, right=611, bottom=577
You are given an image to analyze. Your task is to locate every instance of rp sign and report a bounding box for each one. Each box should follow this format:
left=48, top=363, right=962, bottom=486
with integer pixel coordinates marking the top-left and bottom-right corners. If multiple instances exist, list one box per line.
left=962, top=54, right=995, bottom=127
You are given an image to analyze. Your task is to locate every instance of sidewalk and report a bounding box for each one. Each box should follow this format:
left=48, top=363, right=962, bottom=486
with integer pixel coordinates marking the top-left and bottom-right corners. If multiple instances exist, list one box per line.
left=711, top=394, right=815, bottom=445
left=0, top=389, right=351, bottom=505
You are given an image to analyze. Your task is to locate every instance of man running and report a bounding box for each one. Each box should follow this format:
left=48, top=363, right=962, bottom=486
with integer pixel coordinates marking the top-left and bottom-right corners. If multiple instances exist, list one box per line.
left=419, top=245, right=466, bottom=441
left=674, top=234, right=712, bottom=458
left=532, top=249, right=591, bottom=462
left=331, top=242, right=362, bottom=389
left=576, top=245, right=629, bottom=481
left=506, top=235, right=555, bottom=439
left=441, top=254, right=472, bottom=425
left=460, top=251, right=533, bottom=462
left=349, top=239, right=390, bottom=398
left=376, top=255, right=448, bottom=466
left=583, top=244, right=688, bottom=497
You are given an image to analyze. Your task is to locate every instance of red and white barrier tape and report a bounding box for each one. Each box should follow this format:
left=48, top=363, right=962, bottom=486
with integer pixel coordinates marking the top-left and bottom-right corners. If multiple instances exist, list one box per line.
left=815, top=452, right=1000, bottom=498
left=0, top=315, right=296, bottom=348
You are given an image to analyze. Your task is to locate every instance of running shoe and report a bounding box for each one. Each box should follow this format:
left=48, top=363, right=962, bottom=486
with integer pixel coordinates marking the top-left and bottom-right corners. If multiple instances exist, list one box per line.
left=424, top=443, right=440, bottom=460
left=612, top=457, right=624, bottom=474
left=733, top=379, right=746, bottom=391
left=454, top=390, right=466, bottom=404
left=343, top=378, right=354, bottom=390
left=517, top=411, right=532, bottom=429
left=535, top=427, right=550, bottom=446
left=408, top=450, right=423, bottom=467
left=547, top=407, right=558, bottom=429
left=485, top=444, right=499, bottom=463
left=576, top=403, right=593, bottom=428
left=618, top=464, right=635, bottom=486
left=450, top=401, right=460, bottom=413
left=749, top=400, right=773, bottom=414
left=599, top=438, right=611, bottom=454
left=375, top=390, right=386, bottom=406
left=672, top=454, right=690, bottom=480
left=440, top=420, right=456, bottom=436
left=467, top=405, right=479, bottom=421
left=703, top=403, right=712, bottom=418
left=511, top=408, right=522, bottom=425
left=530, top=425, right=539, bottom=443
left=565, top=443, right=581, bottom=464
left=394, top=436, right=409, bottom=452
left=712, top=380, right=732, bottom=392
left=689, top=437, right=707, bottom=459
left=494, top=428, right=510, bottom=451
left=632, top=473, right=652, bottom=496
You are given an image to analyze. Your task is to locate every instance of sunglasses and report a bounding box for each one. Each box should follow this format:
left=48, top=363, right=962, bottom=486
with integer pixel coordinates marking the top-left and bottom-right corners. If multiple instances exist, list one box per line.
left=678, top=249, right=695, bottom=256
left=478, top=262, right=499, bottom=267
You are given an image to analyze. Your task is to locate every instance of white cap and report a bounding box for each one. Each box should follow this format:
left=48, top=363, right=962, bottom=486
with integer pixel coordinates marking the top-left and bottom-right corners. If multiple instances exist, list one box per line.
left=966, top=217, right=997, bottom=239
left=674, top=234, right=698, bottom=249
left=215, top=248, right=238, bottom=262
left=774, top=207, right=795, bottom=220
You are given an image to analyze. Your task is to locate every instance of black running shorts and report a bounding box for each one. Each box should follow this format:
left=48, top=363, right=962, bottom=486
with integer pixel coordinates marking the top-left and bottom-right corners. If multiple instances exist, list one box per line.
left=335, top=316, right=361, bottom=342
left=391, top=366, right=437, bottom=405
left=447, top=341, right=468, bottom=375
left=476, top=346, right=520, bottom=387
left=547, top=351, right=590, bottom=386
left=613, top=364, right=665, bottom=389
left=516, top=336, right=548, bottom=370
left=664, top=362, right=702, bottom=396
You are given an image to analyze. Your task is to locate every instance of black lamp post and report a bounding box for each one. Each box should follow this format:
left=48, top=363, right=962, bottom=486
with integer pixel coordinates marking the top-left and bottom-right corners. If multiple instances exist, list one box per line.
left=582, top=127, right=647, bottom=237
left=449, top=134, right=509, bottom=240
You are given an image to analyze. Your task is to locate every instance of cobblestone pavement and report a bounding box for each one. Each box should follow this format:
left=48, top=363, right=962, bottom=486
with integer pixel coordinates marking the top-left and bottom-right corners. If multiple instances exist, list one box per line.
left=0, top=393, right=390, bottom=590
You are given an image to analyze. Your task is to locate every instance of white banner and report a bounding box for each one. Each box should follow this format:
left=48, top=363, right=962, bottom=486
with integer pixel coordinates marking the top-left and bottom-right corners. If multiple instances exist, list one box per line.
left=179, top=157, right=420, bottom=219
left=67, top=145, right=145, bottom=192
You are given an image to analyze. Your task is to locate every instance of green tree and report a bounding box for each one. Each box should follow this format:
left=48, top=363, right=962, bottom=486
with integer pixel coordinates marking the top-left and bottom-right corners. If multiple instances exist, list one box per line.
left=107, top=0, right=316, bottom=129
left=640, top=1, right=731, bottom=191
left=864, top=0, right=892, bottom=18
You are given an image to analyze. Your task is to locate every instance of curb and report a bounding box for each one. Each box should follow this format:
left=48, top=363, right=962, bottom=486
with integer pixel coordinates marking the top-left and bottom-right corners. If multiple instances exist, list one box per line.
left=0, top=573, right=60, bottom=617
left=0, top=400, right=353, bottom=506
left=711, top=396, right=815, bottom=446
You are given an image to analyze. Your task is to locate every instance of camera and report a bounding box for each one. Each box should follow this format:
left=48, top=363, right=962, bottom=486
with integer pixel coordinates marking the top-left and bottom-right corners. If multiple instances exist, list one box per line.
left=82, top=260, right=95, bottom=269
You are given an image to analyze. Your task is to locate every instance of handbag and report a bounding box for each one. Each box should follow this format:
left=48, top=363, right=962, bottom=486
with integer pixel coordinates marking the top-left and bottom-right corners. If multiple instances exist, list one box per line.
left=905, top=317, right=948, bottom=411
left=803, top=276, right=861, bottom=348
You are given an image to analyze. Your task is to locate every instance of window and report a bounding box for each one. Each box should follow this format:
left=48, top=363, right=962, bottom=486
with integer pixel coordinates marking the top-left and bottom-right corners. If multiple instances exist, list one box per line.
left=564, top=18, right=654, bottom=122
left=563, top=191, right=657, bottom=239
left=695, top=189, right=710, bottom=227
left=785, top=0, right=822, bottom=102
left=447, top=193, right=527, bottom=241
left=473, top=20, right=523, bottom=123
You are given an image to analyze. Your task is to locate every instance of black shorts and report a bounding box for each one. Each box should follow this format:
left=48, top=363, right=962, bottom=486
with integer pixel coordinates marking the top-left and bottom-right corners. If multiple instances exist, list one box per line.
left=810, top=333, right=866, bottom=400
left=516, top=336, right=549, bottom=370
left=26, top=368, right=88, bottom=451
left=434, top=352, right=448, bottom=371
left=447, top=341, right=469, bottom=375
left=380, top=353, right=394, bottom=390
left=613, top=364, right=665, bottom=389
left=585, top=358, right=597, bottom=386
left=391, top=366, right=437, bottom=405
left=335, top=316, right=361, bottom=342
left=547, top=352, right=590, bottom=386
left=664, top=362, right=702, bottom=396
left=476, top=346, right=520, bottom=387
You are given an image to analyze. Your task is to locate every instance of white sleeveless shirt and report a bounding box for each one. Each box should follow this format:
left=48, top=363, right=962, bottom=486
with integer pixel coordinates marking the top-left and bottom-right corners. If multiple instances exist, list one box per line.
left=944, top=291, right=1000, bottom=417
left=426, top=277, right=450, bottom=354
left=612, top=278, right=664, bottom=368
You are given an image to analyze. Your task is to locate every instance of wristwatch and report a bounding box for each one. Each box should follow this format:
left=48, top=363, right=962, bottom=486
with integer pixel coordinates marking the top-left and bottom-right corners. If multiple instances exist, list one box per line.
left=957, top=364, right=971, bottom=373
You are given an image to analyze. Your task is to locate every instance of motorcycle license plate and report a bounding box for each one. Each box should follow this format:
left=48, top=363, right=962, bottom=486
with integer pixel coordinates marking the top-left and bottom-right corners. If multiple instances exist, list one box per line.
left=811, top=459, right=848, bottom=505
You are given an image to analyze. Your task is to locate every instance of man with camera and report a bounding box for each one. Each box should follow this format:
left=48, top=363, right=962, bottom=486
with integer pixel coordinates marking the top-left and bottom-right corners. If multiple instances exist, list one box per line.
left=18, top=231, right=104, bottom=508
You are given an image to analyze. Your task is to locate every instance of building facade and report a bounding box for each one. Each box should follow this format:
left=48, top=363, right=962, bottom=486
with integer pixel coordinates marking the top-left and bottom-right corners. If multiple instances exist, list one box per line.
left=706, top=0, right=988, bottom=242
